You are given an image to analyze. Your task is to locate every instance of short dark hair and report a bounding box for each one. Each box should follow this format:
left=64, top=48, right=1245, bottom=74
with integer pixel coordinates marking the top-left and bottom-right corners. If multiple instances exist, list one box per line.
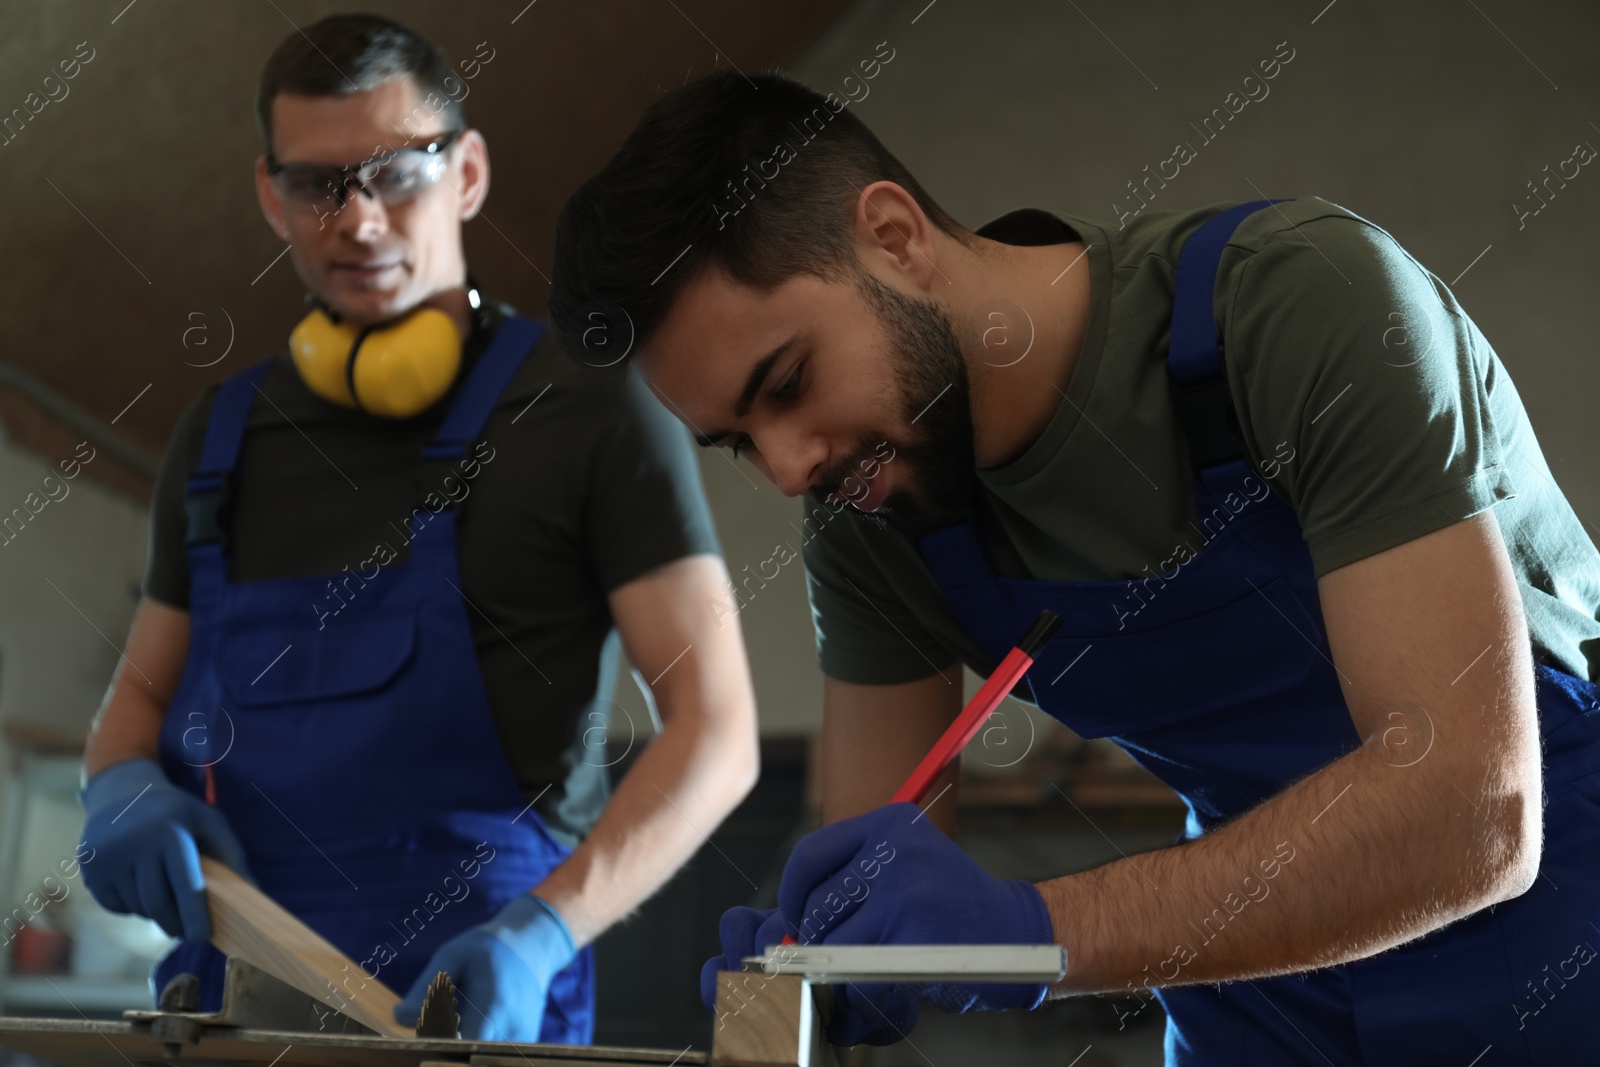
left=549, top=70, right=970, bottom=362
left=255, top=13, right=463, bottom=156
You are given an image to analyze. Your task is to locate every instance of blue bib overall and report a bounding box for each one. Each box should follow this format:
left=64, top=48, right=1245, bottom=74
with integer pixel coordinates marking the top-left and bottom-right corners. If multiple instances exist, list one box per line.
left=918, top=202, right=1600, bottom=1064
left=154, top=316, right=596, bottom=1044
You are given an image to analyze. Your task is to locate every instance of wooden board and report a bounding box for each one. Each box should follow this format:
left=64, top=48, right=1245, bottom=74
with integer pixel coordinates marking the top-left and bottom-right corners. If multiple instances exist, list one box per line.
left=711, top=973, right=836, bottom=1067
left=201, top=856, right=413, bottom=1038
left=0, top=1018, right=709, bottom=1067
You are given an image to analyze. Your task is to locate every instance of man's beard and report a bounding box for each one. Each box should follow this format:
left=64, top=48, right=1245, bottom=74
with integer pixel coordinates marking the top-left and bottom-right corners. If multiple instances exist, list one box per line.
left=815, top=272, right=976, bottom=540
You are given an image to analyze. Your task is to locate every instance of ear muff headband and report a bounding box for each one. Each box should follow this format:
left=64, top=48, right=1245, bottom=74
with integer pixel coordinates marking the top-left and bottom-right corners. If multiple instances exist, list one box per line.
left=289, top=304, right=463, bottom=418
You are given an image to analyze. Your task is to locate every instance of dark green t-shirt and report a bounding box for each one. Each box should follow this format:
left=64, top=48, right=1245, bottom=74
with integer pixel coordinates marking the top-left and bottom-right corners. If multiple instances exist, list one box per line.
left=145, top=300, right=721, bottom=846
left=803, top=196, right=1600, bottom=687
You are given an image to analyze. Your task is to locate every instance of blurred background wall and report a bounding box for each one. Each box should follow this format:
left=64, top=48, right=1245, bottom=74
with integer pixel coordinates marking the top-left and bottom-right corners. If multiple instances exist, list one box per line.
left=0, top=1, right=1596, bottom=1063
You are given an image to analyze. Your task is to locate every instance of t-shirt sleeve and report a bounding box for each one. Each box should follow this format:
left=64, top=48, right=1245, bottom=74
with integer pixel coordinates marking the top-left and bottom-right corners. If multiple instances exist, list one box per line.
left=143, top=389, right=216, bottom=609
left=1224, top=207, right=1515, bottom=576
left=802, top=516, right=959, bottom=684
left=583, top=368, right=722, bottom=593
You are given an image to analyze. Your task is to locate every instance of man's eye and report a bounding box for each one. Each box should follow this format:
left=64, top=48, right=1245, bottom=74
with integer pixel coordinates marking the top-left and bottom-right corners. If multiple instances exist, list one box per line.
left=772, top=362, right=804, bottom=402
left=373, top=166, right=423, bottom=194
left=729, top=434, right=753, bottom=459
left=284, top=171, right=336, bottom=198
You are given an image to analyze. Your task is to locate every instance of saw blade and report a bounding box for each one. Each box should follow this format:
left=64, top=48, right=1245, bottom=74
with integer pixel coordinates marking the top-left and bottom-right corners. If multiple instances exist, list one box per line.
left=414, top=970, right=460, bottom=1039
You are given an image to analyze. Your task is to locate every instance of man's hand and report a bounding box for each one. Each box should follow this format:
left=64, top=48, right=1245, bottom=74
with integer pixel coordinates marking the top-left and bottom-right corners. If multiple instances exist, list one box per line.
left=770, top=802, right=1055, bottom=1046
left=79, top=757, right=252, bottom=942
left=394, top=893, right=575, bottom=1042
left=699, top=905, right=787, bottom=1010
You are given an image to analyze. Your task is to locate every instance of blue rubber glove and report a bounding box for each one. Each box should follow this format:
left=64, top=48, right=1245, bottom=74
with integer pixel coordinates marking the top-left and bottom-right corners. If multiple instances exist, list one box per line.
left=79, top=758, right=252, bottom=942
left=774, top=802, right=1056, bottom=1047
left=395, top=892, right=576, bottom=1042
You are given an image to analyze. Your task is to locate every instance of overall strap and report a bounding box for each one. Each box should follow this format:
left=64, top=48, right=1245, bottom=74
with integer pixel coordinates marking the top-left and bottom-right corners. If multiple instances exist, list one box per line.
left=186, top=359, right=273, bottom=549
left=1167, top=198, right=1288, bottom=473
left=918, top=521, right=1000, bottom=592
left=423, top=315, right=545, bottom=464
left=407, top=315, right=545, bottom=558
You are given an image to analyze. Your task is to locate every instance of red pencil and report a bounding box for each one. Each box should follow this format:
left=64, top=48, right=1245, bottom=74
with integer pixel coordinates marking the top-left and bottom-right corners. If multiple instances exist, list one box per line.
left=890, top=608, right=1062, bottom=805
left=779, top=608, right=1061, bottom=945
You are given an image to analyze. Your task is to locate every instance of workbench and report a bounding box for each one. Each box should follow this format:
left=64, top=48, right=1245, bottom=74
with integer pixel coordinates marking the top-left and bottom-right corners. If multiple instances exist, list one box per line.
left=0, top=946, right=1066, bottom=1067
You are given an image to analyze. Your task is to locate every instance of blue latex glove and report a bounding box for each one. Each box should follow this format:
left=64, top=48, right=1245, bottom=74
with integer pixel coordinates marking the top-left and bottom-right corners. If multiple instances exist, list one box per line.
left=774, top=802, right=1056, bottom=1047
left=395, top=892, right=576, bottom=1042
left=79, top=757, right=252, bottom=942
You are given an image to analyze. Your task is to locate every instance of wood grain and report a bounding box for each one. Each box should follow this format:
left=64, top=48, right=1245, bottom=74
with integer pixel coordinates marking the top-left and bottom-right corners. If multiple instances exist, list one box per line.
left=200, top=856, right=413, bottom=1038
left=711, top=973, right=837, bottom=1067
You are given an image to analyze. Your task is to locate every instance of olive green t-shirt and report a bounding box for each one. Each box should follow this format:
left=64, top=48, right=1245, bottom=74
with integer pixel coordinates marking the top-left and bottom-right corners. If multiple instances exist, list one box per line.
left=803, top=196, right=1600, bottom=686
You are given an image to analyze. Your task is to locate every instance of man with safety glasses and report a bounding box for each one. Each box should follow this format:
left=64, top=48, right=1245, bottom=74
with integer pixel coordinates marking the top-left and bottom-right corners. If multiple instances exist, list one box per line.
left=77, top=14, right=759, bottom=1044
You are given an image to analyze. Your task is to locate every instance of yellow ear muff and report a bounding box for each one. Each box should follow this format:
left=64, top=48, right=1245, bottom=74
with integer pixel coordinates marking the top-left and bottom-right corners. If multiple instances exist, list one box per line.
left=289, top=305, right=463, bottom=418
left=290, top=308, right=362, bottom=408
left=349, top=307, right=461, bottom=418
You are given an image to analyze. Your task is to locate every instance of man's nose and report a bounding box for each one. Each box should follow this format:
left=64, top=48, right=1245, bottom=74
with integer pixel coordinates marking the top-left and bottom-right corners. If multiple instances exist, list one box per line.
left=333, top=184, right=390, bottom=242
left=760, top=430, right=826, bottom=499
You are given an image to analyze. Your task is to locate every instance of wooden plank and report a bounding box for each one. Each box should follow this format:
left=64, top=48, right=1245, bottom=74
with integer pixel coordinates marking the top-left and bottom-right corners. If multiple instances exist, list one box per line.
left=201, top=856, right=412, bottom=1038
left=0, top=1018, right=703, bottom=1067
left=711, top=973, right=835, bottom=1067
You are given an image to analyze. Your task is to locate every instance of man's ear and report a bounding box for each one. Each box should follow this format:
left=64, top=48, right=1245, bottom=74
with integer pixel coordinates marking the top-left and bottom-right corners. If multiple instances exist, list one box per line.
left=455, top=129, right=490, bottom=222
left=853, top=180, right=940, bottom=291
left=255, top=155, right=290, bottom=241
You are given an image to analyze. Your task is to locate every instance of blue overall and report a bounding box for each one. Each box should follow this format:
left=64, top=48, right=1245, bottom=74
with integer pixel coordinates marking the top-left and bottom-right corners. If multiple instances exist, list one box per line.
left=153, top=315, right=596, bottom=1043
left=918, top=201, right=1600, bottom=1064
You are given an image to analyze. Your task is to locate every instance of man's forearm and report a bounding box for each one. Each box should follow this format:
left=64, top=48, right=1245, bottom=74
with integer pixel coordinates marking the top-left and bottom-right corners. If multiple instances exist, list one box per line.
left=531, top=710, right=758, bottom=948
left=83, top=598, right=189, bottom=780
left=84, top=685, right=165, bottom=779
left=1039, top=734, right=1537, bottom=997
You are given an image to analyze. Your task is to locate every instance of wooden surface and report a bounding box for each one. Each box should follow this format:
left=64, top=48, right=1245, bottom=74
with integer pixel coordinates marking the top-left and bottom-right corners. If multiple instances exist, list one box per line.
left=0, top=1018, right=708, bottom=1067
left=201, top=856, right=412, bottom=1039
left=711, top=973, right=835, bottom=1067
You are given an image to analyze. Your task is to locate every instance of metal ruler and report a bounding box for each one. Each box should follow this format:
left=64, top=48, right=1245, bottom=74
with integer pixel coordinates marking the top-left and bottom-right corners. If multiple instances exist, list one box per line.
left=741, top=943, right=1067, bottom=984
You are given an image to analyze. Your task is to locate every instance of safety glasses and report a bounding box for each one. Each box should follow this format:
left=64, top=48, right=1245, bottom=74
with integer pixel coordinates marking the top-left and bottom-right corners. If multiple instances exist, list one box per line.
left=267, top=129, right=463, bottom=221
